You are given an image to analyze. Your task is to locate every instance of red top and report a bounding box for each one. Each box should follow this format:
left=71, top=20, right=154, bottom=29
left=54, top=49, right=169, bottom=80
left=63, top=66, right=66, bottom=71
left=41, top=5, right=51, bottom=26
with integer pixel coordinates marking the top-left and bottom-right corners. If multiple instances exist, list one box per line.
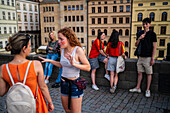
left=89, top=39, right=105, bottom=59
left=105, top=41, right=125, bottom=57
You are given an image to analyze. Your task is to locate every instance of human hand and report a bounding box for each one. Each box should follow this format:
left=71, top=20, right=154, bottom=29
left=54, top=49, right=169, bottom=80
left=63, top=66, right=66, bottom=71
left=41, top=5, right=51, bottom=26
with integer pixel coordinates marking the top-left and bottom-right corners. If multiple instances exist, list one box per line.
left=139, top=34, right=145, bottom=40
left=65, top=52, right=75, bottom=66
left=48, top=102, right=54, bottom=112
left=38, top=56, right=51, bottom=63
left=150, top=58, right=155, bottom=66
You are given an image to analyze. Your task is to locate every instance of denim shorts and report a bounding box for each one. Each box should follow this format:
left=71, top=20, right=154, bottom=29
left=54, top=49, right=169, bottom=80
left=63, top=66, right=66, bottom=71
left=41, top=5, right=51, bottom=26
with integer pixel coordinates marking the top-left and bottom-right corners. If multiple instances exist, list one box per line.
left=61, top=78, right=84, bottom=98
left=107, top=57, right=118, bottom=71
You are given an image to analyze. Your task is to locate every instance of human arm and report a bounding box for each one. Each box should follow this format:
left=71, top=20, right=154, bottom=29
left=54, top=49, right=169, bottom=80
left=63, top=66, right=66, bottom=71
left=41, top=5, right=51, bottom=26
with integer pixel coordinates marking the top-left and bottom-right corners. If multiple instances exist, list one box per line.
left=65, top=47, right=91, bottom=71
left=0, top=65, right=10, bottom=96
left=38, top=56, right=62, bottom=68
left=34, top=61, right=54, bottom=111
left=135, top=33, right=145, bottom=47
left=150, top=42, right=157, bottom=66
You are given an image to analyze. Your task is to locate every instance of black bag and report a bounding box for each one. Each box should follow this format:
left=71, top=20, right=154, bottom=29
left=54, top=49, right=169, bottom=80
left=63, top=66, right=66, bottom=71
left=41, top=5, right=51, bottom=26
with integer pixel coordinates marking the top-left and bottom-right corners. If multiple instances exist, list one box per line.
left=134, top=42, right=141, bottom=56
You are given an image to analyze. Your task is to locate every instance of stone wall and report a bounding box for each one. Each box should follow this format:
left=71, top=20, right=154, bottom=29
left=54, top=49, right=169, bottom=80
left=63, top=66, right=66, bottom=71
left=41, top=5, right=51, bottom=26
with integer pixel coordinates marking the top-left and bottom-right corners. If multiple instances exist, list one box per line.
left=0, top=54, right=170, bottom=93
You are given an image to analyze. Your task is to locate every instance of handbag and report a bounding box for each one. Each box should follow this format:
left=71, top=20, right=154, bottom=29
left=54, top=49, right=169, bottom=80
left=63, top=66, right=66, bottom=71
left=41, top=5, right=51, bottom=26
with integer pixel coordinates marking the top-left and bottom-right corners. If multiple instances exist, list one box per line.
left=116, top=42, right=125, bottom=73
left=73, top=78, right=87, bottom=90
left=134, top=42, right=141, bottom=56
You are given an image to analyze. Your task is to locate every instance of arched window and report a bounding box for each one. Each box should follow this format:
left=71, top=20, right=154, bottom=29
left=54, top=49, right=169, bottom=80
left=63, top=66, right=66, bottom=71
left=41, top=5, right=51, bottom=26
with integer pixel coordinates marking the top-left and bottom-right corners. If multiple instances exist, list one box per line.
left=125, top=41, right=128, bottom=47
left=92, top=29, right=95, bottom=35
left=104, top=29, right=107, bottom=36
left=162, top=12, right=167, bottom=21
left=149, top=12, right=155, bottom=21
left=138, top=13, right=143, bottom=21
left=119, top=29, right=122, bottom=35
left=125, top=29, right=129, bottom=36
left=98, top=29, right=101, bottom=34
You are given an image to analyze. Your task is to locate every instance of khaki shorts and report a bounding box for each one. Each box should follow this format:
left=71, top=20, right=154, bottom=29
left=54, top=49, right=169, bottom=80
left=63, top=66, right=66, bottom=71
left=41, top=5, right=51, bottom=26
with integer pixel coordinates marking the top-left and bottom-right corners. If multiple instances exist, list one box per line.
left=137, top=57, right=153, bottom=74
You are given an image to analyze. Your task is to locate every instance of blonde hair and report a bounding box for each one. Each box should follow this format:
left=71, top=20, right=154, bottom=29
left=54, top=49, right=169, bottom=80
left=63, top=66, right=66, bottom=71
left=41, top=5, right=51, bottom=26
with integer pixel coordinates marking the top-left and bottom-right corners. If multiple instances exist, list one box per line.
left=49, top=31, right=58, bottom=41
left=58, top=27, right=81, bottom=47
left=5, top=33, right=31, bottom=54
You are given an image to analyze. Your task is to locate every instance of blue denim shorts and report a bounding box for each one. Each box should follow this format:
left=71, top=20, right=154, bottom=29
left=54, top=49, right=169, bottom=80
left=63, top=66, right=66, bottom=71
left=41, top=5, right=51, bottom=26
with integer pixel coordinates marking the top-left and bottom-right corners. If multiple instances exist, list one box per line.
left=61, top=78, right=84, bottom=98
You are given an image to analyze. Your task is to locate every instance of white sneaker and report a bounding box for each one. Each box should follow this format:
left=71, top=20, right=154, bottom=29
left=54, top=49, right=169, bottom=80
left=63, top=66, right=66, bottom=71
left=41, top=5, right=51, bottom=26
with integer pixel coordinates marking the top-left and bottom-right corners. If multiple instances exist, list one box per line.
left=45, top=80, right=49, bottom=84
left=110, top=87, right=116, bottom=93
left=129, top=88, right=141, bottom=93
left=92, top=85, right=99, bottom=90
left=104, top=74, right=110, bottom=81
left=145, top=90, right=151, bottom=97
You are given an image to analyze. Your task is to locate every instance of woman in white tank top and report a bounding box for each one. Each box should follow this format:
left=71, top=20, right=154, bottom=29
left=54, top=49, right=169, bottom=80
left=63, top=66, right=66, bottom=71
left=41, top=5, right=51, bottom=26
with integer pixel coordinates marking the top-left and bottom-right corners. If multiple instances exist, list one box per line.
left=39, top=27, right=90, bottom=113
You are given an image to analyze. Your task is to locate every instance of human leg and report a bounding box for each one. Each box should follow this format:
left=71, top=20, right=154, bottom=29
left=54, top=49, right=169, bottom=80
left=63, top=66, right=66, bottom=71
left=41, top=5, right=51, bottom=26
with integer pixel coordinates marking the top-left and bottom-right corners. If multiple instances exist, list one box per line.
left=113, top=72, right=118, bottom=87
left=61, top=96, right=71, bottom=113
left=71, top=97, right=83, bottom=113
left=55, top=67, right=62, bottom=83
left=110, top=71, right=114, bottom=88
left=44, top=53, right=51, bottom=78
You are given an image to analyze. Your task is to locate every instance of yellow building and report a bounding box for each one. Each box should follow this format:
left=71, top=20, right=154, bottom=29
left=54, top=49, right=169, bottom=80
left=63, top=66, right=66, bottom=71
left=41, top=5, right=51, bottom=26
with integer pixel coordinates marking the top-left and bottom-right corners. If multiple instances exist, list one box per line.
left=88, top=0, right=131, bottom=57
left=40, top=0, right=60, bottom=45
left=130, top=0, right=170, bottom=59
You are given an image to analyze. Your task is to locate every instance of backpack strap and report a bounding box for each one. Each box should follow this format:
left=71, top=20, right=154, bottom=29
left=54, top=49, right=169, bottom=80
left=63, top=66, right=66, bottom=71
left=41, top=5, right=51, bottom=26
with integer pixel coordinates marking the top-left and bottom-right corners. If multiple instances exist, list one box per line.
left=6, top=64, right=15, bottom=85
left=23, top=61, right=32, bottom=84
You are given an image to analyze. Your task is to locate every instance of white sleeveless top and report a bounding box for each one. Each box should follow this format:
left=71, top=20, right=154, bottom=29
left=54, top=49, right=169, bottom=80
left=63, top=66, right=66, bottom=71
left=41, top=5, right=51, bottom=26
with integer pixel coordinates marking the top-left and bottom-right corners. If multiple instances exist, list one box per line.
left=60, top=46, right=80, bottom=78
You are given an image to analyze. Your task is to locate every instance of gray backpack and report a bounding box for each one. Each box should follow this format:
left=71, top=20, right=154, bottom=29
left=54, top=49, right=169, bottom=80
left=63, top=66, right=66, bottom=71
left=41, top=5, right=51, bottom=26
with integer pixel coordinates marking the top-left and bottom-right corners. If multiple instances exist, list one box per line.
left=6, top=61, right=37, bottom=113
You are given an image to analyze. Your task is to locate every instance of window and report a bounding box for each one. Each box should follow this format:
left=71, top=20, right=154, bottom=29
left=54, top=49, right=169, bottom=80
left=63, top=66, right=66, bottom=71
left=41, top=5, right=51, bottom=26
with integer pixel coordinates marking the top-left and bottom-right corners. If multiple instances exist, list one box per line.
left=18, top=15, right=21, bottom=21
left=98, top=2, right=101, bottom=4
left=77, top=16, right=79, bottom=21
left=105, top=1, right=107, bottom=4
left=92, top=18, right=95, bottom=24
left=104, top=7, right=107, bottom=13
left=4, top=27, right=7, bottom=34
left=161, top=26, right=166, bottom=34
left=12, top=0, right=14, bottom=6
left=150, top=3, right=155, bottom=6
left=49, top=7, right=51, bottom=11
left=35, top=6, right=37, bottom=11
left=30, top=15, right=33, bottom=22
left=150, top=12, right=155, bottom=21
left=2, top=11, right=5, bottom=20
left=125, top=41, right=128, bottom=47
left=138, top=3, right=143, bottom=6
left=81, top=27, right=84, bottom=32
left=98, top=29, right=101, bottom=34
left=113, top=6, right=117, bottom=12
left=64, top=16, right=67, bottom=22
left=13, top=13, right=15, bottom=20
left=17, top=3, right=20, bottom=9
left=8, top=12, right=11, bottom=20
left=138, top=13, right=143, bottom=21
left=119, top=29, right=122, bottom=35
left=104, top=29, right=107, bottom=36
left=104, top=18, right=107, bottom=24
left=24, top=15, right=27, bottom=21
left=44, top=17, right=46, bottom=22
left=125, top=29, right=129, bottom=36
left=29, top=5, right=32, bottom=11
left=0, top=27, right=1, bottom=34
left=149, top=27, right=154, bottom=32
left=120, top=0, right=123, bottom=3
left=72, top=16, right=75, bottom=21
left=119, top=18, right=123, bottom=24
left=73, top=27, right=75, bottom=32
left=126, top=5, right=130, bottom=12
left=98, top=7, right=101, bottom=13
left=113, top=18, right=116, bottom=24
left=92, top=2, right=94, bottom=5
left=137, top=27, right=142, bottom=33
left=31, top=26, right=33, bottom=30
left=160, top=39, right=165, bottom=46
left=1, top=0, right=4, bottom=5
left=81, top=38, right=84, bottom=43
left=46, top=17, right=49, bottom=22
left=127, top=0, right=130, bottom=3
left=69, top=16, right=71, bottom=22
left=52, top=17, right=54, bottom=22
left=159, top=50, right=164, bottom=57
left=163, top=2, right=168, bottom=5
left=120, top=6, right=123, bottom=12
left=126, top=17, right=129, bottom=23
left=47, top=27, right=49, bottom=32
left=162, top=12, right=167, bottom=21
left=49, top=17, right=51, bottom=22
left=43, top=7, right=45, bottom=12
left=98, top=18, right=101, bottom=24
left=72, top=5, right=75, bottom=10
left=7, top=0, right=10, bottom=5
left=5, top=41, right=8, bottom=46
left=45, top=37, right=48, bottom=43
left=18, top=26, right=21, bottom=31
left=68, top=5, right=71, bottom=11
left=25, top=26, right=27, bottom=30
left=92, top=7, right=95, bottom=13
left=80, top=5, right=83, bottom=10
left=36, top=26, right=38, bottom=30
left=114, top=0, right=116, bottom=4
left=14, top=27, right=16, bottom=33
left=92, top=29, right=95, bottom=35
left=76, top=5, right=79, bottom=10
left=52, top=7, right=54, bottom=11
left=64, top=6, right=67, bottom=11
left=81, top=15, right=83, bottom=21
left=0, top=41, right=3, bottom=49
left=77, top=27, right=79, bottom=32
left=46, top=7, right=48, bottom=11
left=35, top=15, right=38, bottom=22
left=9, top=27, right=12, bottom=33
left=23, top=4, right=26, bottom=10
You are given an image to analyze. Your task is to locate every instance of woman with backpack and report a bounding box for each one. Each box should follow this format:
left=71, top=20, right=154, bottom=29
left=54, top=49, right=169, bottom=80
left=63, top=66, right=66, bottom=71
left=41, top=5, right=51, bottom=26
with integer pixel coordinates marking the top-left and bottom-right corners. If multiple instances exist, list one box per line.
left=44, top=31, right=61, bottom=84
left=105, top=30, right=125, bottom=93
left=0, top=33, right=54, bottom=113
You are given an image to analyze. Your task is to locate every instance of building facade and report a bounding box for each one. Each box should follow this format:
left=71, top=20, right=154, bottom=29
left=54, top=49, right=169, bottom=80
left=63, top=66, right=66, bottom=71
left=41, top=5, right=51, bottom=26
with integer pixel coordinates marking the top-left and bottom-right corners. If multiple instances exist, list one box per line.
left=40, top=0, right=60, bottom=45
left=0, top=0, right=17, bottom=49
left=130, top=0, right=170, bottom=59
left=88, top=0, right=131, bottom=57
left=60, top=0, right=87, bottom=54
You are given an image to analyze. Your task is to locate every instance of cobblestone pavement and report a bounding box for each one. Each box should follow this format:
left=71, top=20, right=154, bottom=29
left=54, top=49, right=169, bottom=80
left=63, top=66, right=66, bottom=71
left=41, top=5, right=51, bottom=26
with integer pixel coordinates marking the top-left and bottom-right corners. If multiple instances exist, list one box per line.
left=1, top=82, right=170, bottom=113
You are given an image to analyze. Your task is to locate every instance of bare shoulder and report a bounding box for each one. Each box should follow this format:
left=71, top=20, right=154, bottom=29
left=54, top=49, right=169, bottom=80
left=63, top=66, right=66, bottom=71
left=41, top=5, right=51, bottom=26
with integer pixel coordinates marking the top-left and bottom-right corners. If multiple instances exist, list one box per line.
left=0, top=64, right=4, bottom=78
left=76, top=46, right=84, bottom=54
left=33, top=60, right=43, bottom=69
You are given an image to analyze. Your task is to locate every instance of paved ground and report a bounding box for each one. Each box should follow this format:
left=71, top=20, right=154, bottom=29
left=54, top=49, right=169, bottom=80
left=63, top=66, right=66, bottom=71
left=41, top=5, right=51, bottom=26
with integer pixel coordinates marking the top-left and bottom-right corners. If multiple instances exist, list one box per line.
left=0, top=82, right=170, bottom=113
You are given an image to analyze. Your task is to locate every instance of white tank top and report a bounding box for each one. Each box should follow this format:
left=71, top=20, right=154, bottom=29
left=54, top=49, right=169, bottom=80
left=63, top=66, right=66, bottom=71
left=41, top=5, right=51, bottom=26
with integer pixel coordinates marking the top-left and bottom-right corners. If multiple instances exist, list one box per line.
left=60, top=46, right=80, bottom=78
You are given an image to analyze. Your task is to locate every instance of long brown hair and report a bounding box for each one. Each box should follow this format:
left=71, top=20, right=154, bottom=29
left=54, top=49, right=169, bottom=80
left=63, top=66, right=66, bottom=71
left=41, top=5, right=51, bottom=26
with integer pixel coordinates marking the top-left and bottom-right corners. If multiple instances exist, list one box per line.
left=58, top=27, right=81, bottom=47
left=49, top=31, right=57, bottom=41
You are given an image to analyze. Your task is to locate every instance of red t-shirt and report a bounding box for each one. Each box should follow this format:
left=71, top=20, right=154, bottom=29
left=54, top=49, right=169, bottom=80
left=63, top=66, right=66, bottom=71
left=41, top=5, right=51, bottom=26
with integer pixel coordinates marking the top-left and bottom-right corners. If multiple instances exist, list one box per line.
left=89, top=39, right=104, bottom=59
left=105, top=41, right=125, bottom=57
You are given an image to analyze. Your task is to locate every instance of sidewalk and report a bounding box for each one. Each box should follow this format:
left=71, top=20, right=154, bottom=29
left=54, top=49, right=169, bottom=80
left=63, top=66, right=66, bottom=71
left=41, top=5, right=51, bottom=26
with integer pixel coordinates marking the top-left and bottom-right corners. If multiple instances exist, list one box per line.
left=0, top=82, right=170, bottom=113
